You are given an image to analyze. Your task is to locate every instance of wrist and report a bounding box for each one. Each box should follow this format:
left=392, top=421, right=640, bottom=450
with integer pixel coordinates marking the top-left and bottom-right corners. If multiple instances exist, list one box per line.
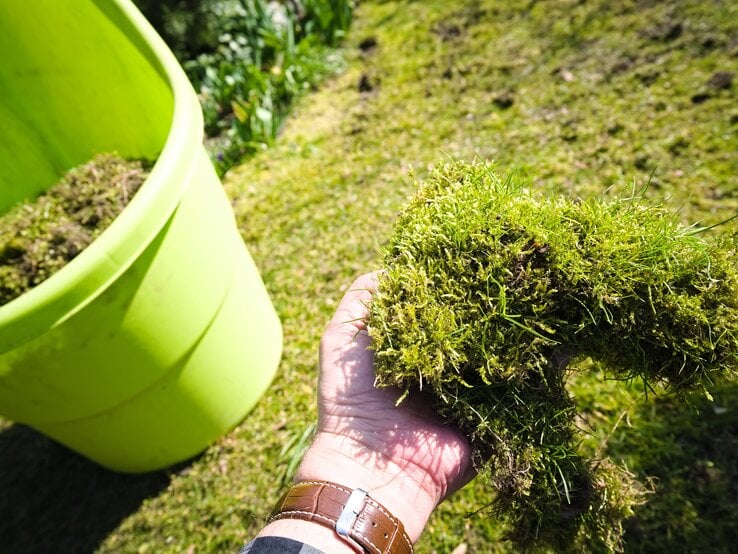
left=294, top=431, right=440, bottom=542
left=257, top=518, right=357, bottom=554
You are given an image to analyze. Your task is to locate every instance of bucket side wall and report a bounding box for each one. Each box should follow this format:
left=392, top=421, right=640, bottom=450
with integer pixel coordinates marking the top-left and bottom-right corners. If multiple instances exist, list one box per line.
left=0, top=149, right=241, bottom=423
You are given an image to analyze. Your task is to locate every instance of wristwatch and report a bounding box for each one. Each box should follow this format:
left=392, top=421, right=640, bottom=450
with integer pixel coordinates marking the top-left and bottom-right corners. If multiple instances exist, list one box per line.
left=269, top=480, right=414, bottom=554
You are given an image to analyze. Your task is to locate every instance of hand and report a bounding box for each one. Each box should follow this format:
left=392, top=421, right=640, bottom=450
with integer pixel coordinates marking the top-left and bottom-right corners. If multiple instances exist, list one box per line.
left=295, top=272, right=475, bottom=542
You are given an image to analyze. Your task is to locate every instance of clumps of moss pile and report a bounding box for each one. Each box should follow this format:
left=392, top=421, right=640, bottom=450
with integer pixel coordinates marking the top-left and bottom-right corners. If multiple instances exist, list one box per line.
left=0, top=154, right=151, bottom=306
left=368, top=160, right=738, bottom=552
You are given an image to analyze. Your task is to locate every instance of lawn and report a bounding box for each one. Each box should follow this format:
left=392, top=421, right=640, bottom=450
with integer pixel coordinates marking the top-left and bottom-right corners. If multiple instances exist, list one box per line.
left=1, top=0, right=736, bottom=552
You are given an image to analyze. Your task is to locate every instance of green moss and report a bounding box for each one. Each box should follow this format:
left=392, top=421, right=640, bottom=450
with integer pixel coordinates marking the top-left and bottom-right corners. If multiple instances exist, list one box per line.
left=0, top=154, right=151, bottom=306
left=368, top=160, right=738, bottom=551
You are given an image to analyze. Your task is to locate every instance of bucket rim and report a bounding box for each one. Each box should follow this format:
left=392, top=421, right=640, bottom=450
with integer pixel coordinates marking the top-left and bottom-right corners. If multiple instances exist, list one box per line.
left=0, top=0, right=204, bottom=353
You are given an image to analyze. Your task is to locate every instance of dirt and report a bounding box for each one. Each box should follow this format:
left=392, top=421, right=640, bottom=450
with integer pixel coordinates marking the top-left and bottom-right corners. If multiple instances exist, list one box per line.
left=358, top=72, right=379, bottom=93
left=0, top=154, right=151, bottom=307
left=707, top=70, right=734, bottom=90
left=358, top=35, right=378, bottom=53
left=492, top=91, right=515, bottom=109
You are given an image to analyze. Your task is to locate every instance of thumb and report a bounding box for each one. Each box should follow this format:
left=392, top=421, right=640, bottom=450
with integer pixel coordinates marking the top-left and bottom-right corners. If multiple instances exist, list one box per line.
left=324, top=271, right=380, bottom=338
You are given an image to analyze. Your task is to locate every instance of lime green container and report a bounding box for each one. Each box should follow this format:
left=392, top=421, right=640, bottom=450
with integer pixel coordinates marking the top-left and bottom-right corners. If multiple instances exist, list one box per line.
left=0, top=0, right=282, bottom=472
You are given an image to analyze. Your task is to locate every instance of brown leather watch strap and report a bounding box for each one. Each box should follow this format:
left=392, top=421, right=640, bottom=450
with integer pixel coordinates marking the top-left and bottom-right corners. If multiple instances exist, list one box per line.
left=269, top=480, right=413, bottom=554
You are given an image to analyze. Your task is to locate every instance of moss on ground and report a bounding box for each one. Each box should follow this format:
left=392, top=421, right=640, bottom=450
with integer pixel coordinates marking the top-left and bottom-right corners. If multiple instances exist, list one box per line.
left=0, top=154, right=150, bottom=306
left=1, top=1, right=735, bottom=553
left=368, top=160, right=738, bottom=551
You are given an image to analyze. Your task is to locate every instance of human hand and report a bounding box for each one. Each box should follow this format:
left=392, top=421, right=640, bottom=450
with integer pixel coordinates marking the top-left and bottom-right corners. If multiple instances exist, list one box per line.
left=295, top=272, right=475, bottom=542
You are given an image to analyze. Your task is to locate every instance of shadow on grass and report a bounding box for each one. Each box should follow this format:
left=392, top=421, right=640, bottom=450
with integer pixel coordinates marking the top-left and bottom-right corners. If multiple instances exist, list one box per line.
left=0, top=423, right=174, bottom=554
left=617, top=381, right=738, bottom=553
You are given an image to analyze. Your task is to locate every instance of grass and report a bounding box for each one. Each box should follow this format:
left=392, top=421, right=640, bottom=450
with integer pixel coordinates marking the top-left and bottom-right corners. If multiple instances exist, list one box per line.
left=1, top=0, right=736, bottom=552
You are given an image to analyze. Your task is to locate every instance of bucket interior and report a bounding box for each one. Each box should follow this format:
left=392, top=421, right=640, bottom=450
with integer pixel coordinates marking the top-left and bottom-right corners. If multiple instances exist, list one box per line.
left=0, top=1, right=173, bottom=214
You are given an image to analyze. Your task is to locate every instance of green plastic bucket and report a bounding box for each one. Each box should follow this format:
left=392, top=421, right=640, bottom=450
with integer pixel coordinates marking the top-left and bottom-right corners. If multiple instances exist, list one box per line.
left=0, top=0, right=282, bottom=472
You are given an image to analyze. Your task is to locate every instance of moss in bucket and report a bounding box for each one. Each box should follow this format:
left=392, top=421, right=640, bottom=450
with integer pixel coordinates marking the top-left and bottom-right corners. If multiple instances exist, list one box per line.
left=0, top=154, right=152, bottom=307
left=368, top=160, right=738, bottom=552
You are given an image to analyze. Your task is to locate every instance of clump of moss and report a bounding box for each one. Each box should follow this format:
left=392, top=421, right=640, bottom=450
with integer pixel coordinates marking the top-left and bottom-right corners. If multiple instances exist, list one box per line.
left=0, top=154, right=151, bottom=306
left=368, top=160, right=738, bottom=552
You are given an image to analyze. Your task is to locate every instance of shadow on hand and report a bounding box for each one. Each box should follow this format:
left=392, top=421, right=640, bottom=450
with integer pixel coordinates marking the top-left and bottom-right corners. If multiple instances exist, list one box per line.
left=0, top=423, right=174, bottom=553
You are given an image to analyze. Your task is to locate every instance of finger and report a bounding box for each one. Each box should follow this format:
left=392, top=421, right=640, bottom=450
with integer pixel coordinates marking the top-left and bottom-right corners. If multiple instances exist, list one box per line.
left=325, top=271, right=381, bottom=334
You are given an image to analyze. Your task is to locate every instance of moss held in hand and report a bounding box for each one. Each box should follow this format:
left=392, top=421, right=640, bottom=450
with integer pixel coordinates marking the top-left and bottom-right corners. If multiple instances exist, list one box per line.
left=0, top=154, right=151, bottom=307
left=368, top=160, right=738, bottom=552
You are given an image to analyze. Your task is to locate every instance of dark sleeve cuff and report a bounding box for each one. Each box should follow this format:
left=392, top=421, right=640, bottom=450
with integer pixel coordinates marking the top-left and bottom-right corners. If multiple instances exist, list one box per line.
left=240, top=536, right=326, bottom=554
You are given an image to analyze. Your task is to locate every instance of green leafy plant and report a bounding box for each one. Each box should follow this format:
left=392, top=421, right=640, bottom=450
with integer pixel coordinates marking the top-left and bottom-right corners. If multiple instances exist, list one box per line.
left=368, top=160, right=738, bottom=552
left=135, top=0, right=353, bottom=175
left=301, top=0, right=354, bottom=45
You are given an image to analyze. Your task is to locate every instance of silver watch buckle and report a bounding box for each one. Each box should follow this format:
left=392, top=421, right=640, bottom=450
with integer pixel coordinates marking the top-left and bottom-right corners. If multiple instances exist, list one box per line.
left=336, top=487, right=369, bottom=539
